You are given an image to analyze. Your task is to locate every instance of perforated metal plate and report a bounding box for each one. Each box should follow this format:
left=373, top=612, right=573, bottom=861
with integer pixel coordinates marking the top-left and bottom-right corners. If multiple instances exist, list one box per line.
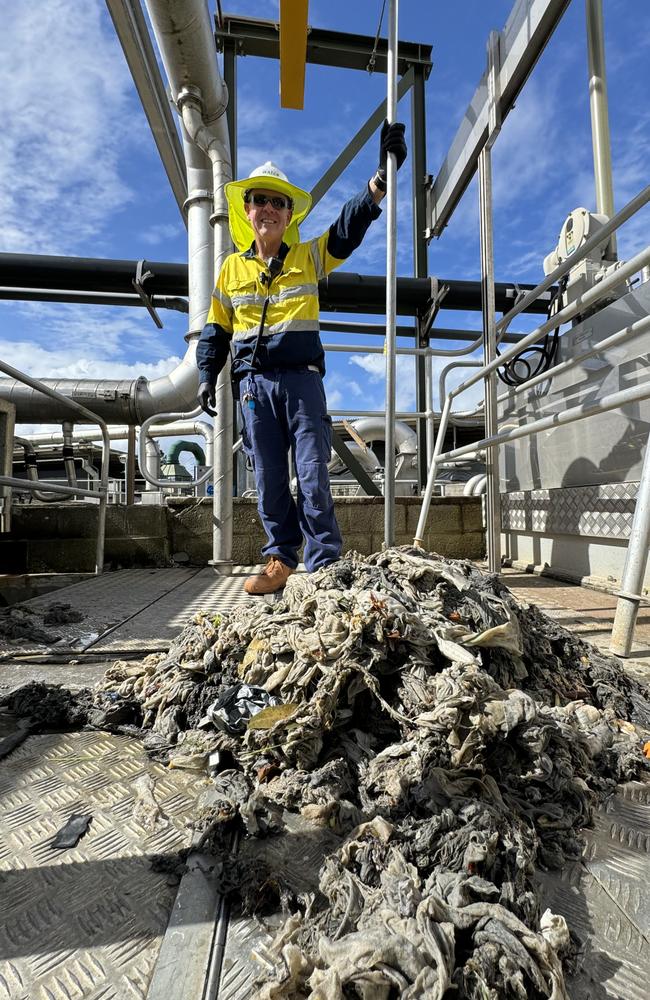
left=0, top=731, right=204, bottom=1000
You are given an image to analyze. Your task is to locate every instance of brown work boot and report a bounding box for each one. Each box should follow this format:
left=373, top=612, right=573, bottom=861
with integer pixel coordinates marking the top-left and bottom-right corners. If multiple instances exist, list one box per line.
left=244, top=557, right=294, bottom=595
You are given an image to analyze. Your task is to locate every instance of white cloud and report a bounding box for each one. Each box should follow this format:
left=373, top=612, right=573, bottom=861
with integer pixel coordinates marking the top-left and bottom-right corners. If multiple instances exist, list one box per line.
left=141, top=222, right=184, bottom=247
left=0, top=1, right=136, bottom=255
left=1, top=339, right=182, bottom=383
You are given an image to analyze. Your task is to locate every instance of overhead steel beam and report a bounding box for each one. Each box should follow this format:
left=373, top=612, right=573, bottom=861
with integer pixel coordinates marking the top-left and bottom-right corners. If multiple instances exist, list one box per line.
left=310, top=68, right=414, bottom=211
left=279, top=0, right=309, bottom=109
left=214, top=14, right=432, bottom=77
left=106, top=0, right=187, bottom=217
left=427, top=0, right=571, bottom=238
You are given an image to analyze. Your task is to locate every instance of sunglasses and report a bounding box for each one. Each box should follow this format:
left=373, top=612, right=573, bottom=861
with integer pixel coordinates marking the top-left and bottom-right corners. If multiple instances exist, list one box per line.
left=245, top=192, right=291, bottom=210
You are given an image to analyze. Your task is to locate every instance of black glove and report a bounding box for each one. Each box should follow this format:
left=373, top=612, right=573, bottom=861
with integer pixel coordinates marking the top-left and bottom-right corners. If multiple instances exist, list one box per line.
left=376, top=120, right=407, bottom=188
left=198, top=381, right=217, bottom=417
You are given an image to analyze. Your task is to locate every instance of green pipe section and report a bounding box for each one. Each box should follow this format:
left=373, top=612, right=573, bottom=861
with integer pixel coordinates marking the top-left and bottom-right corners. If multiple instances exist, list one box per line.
left=166, top=439, right=206, bottom=465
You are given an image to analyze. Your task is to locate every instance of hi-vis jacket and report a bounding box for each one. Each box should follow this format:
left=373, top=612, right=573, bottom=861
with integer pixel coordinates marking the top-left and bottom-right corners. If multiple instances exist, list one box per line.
left=197, top=186, right=381, bottom=384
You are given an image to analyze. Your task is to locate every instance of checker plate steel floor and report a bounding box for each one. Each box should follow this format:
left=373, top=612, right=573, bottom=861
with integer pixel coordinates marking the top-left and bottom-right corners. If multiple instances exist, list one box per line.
left=0, top=730, right=204, bottom=1000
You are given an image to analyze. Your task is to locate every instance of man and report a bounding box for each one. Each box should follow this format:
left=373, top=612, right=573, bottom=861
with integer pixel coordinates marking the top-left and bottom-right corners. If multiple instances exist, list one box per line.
left=197, top=121, right=407, bottom=594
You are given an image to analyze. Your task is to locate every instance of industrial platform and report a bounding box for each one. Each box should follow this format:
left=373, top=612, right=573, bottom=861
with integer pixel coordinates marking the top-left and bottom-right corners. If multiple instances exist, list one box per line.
left=0, top=565, right=649, bottom=1000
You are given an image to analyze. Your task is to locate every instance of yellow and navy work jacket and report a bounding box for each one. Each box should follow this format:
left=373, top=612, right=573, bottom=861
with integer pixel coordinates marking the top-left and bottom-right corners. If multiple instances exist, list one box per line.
left=197, top=186, right=381, bottom=383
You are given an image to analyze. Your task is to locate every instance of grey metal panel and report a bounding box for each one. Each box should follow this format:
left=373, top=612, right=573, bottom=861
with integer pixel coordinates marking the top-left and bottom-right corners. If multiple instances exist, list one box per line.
left=0, top=731, right=202, bottom=1000
left=501, top=482, right=639, bottom=537
left=499, top=284, right=650, bottom=493
left=428, top=0, right=571, bottom=237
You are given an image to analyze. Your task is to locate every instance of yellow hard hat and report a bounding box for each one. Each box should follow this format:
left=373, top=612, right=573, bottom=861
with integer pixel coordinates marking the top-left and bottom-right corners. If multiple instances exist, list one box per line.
left=225, top=162, right=312, bottom=252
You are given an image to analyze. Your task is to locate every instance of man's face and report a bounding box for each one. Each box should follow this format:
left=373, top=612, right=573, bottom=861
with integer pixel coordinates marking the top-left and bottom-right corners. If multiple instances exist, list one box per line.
left=244, top=188, right=293, bottom=244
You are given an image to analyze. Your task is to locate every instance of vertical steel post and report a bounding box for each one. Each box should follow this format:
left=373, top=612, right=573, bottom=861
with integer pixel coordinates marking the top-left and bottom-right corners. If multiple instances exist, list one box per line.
left=222, top=39, right=237, bottom=183
left=384, top=0, right=399, bottom=546
left=586, top=0, right=616, bottom=257
left=126, top=425, right=136, bottom=505
left=479, top=31, right=502, bottom=574
left=610, top=437, right=650, bottom=657
left=222, top=37, right=239, bottom=495
left=411, top=67, right=429, bottom=491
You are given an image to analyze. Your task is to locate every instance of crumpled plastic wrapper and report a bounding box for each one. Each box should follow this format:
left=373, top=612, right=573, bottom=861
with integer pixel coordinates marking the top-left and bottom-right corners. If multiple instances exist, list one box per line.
left=204, top=683, right=282, bottom=735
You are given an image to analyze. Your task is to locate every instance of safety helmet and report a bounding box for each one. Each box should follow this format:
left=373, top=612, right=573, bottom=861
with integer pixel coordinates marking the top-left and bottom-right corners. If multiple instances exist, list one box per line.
left=225, top=162, right=312, bottom=252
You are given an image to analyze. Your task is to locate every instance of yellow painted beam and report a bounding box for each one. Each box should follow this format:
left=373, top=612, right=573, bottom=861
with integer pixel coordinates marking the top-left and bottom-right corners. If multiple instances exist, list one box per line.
left=279, top=0, right=309, bottom=110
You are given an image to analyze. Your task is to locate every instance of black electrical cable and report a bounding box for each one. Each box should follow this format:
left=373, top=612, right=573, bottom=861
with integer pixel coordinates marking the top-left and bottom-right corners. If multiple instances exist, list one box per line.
left=496, top=275, right=567, bottom=387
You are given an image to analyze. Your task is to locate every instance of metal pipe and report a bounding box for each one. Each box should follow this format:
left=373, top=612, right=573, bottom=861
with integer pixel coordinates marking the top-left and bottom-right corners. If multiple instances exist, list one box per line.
left=0, top=288, right=189, bottom=310
left=439, top=361, right=483, bottom=408
left=497, top=312, right=650, bottom=405
left=586, top=0, right=616, bottom=256
left=139, top=408, right=212, bottom=489
left=428, top=378, right=650, bottom=473
left=178, top=116, right=233, bottom=570
left=0, top=255, right=553, bottom=314
left=0, top=476, right=103, bottom=501
left=323, top=342, right=428, bottom=355
left=61, top=421, right=78, bottom=490
left=383, top=0, right=399, bottom=546
left=610, top=435, right=650, bottom=657
left=425, top=351, right=435, bottom=467
left=14, top=437, right=69, bottom=503
left=478, top=52, right=501, bottom=574
left=414, top=394, right=453, bottom=544
left=126, top=426, right=136, bottom=505
left=419, top=310, right=650, bottom=546
left=351, top=417, right=418, bottom=456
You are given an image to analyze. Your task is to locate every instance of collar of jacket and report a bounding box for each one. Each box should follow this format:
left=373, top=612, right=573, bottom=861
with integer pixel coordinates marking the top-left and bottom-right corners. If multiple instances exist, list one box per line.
left=240, top=240, right=290, bottom=261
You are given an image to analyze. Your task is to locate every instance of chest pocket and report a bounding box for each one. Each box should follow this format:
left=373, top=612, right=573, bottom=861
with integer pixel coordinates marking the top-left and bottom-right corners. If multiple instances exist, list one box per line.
left=271, top=266, right=315, bottom=304
left=230, top=277, right=264, bottom=311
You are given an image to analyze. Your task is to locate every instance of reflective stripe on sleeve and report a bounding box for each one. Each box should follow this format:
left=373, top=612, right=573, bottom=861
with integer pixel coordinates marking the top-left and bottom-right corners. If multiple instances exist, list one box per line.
left=309, top=238, right=325, bottom=281
left=212, top=287, right=232, bottom=310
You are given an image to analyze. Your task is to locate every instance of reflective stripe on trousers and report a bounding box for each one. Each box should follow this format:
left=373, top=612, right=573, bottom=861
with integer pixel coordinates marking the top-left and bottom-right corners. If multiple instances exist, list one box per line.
left=239, top=369, right=342, bottom=572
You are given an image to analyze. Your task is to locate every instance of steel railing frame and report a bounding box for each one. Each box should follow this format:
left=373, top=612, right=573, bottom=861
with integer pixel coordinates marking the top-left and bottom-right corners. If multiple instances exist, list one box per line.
left=0, top=359, right=110, bottom=574
left=415, top=199, right=650, bottom=552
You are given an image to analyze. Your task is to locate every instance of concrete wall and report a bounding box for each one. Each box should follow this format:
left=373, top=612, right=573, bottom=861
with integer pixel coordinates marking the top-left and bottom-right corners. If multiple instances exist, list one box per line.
left=0, top=496, right=484, bottom=574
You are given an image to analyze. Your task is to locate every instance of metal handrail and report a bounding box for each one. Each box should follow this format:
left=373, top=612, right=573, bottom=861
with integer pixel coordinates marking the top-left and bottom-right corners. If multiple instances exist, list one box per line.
left=414, top=311, right=650, bottom=544
left=423, top=240, right=650, bottom=505
left=0, top=358, right=110, bottom=573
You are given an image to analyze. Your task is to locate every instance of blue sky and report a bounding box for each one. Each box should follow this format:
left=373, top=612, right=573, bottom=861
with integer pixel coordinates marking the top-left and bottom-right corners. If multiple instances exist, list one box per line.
left=1, top=0, right=648, bottom=447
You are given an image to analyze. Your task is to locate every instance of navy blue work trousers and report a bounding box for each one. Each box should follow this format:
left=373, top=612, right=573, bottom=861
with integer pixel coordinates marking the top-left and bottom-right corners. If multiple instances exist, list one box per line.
left=239, top=369, right=342, bottom=572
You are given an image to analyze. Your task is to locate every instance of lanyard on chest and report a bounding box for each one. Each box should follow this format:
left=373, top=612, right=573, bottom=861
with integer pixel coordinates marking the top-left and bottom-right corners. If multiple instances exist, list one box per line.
left=248, top=243, right=290, bottom=372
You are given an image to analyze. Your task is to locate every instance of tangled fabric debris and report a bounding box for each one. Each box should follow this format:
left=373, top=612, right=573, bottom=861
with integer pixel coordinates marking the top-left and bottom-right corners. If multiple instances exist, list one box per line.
left=4, top=547, right=650, bottom=998
left=0, top=601, right=84, bottom=648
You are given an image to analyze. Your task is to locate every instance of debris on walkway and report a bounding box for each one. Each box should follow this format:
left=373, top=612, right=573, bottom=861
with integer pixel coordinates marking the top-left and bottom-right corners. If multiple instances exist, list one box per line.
left=51, top=812, right=93, bottom=849
left=3, top=547, right=650, bottom=997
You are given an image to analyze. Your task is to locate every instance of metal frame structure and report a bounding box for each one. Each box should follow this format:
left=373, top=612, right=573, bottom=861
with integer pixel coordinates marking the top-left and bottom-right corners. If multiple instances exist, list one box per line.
left=0, top=360, right=110, bottom=574
left=215, top=12, right=433, bottom=500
